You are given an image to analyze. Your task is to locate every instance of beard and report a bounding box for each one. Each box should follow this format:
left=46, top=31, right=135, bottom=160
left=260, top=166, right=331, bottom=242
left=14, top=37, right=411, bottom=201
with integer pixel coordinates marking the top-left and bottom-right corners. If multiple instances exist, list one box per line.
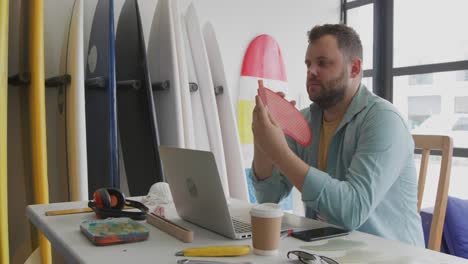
left=308, top=68, right=348, bottom=110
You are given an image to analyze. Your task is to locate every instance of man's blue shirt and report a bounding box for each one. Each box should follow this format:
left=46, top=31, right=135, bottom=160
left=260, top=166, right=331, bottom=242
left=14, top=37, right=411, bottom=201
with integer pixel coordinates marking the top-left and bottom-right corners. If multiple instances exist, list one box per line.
left=250, top=85, right=425, bottom=246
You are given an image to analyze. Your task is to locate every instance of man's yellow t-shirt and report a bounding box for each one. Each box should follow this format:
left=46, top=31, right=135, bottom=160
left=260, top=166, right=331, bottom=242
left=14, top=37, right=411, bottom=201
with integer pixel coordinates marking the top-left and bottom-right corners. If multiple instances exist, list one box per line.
left=317, top=117, right=342, bottom=171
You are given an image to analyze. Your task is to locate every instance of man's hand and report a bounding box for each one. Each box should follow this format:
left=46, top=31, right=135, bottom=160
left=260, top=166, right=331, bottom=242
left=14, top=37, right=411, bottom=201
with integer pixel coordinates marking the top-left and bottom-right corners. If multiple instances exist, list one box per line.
left=251, top=92, right=291, bottom=164
left=252, top=90, right=309, bottom=191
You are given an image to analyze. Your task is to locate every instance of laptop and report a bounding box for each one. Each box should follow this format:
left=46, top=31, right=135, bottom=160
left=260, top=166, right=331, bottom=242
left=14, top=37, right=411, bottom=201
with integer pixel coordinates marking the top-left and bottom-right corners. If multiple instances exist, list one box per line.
left=159, top=146, right=299, bottom=240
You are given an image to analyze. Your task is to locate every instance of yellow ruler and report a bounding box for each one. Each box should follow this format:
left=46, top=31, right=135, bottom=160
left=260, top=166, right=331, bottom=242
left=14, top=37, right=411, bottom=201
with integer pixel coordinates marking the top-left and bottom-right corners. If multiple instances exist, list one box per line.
left=46, top=208, right=93, bottom=216
left=45, top=206, right=135, bottom=216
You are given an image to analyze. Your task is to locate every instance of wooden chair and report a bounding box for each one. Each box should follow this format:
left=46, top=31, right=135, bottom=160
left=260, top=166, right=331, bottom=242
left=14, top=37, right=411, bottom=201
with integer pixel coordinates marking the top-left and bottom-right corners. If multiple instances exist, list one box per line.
left=413, top=135, right=453, bottom=251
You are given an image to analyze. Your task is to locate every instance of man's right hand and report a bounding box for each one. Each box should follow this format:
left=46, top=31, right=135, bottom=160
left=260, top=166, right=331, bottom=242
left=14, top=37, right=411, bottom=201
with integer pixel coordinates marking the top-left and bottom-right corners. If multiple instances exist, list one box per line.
left=252, top=91, right=295, bottom=180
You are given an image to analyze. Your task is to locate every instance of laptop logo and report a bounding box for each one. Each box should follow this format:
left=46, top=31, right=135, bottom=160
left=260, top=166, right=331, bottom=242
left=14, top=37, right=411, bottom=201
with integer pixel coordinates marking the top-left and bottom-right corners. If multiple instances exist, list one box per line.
left=186, top=178, right=198, bottom=198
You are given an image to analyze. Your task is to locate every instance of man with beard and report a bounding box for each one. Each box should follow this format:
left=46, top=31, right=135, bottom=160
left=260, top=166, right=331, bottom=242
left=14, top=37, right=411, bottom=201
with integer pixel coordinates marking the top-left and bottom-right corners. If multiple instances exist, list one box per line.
left=250, top=24, right=424, bottom=246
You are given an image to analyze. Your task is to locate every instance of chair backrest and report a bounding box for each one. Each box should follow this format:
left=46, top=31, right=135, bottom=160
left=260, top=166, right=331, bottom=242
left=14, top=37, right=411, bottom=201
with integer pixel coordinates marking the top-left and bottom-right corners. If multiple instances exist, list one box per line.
left=413, top=134, right=453, bottom=251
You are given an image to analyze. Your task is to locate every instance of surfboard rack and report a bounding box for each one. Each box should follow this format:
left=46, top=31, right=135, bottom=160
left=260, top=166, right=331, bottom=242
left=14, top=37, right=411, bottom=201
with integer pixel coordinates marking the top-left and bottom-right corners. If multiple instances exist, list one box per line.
left=9, top=73, right=72, bottom=88
left=8, top=73, right=31, bottom=86
left=189, top=82, right=198, bottom=92
left=45, top=74, right=71, bottom=87
left=86, top=76, right=107, bottom=89
left=117, top=80, right=141, bottom=90
left=152, top=80, right=170, bottom=91
left=150, top=81, right=217, bottom=94
left=214, top=85, right=224, bottom=95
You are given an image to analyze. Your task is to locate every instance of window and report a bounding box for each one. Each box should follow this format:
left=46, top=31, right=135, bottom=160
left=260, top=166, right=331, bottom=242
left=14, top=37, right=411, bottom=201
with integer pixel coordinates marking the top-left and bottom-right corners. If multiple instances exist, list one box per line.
left=394, top=0, right=468, bottom=68
left=343, top=0, right=374, bottom=84
left=455, top=96, right=468, bottom=113
left=343, top=0, right=468, bottom=204
left=456, top=70, right=468, bottom=82
left=404, top=95, right=441, bottom=129
left=361, top=77, right=373, bottom=92
left=416, top=156, right=468, bottom=209
left=344, top=1, right=468, bottom=150
left=346, top=4, right=373, bottom=70
left=408, top=74, right=433, bottom=86
left=453, top=117, right=468, bottom=131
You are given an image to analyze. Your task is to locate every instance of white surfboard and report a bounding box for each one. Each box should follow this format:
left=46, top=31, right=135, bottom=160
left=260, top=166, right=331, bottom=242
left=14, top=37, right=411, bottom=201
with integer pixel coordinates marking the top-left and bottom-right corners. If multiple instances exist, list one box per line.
left=238, top=34, right=293, bottom=210
left=148, top=0, right=184, bottom=148
left=203, top=22, right=249, bottom=201
left=238, top=35, right=288, bottom=172
left=181, top=16, right=210, bottom=151
left=65, top=0, right=88, bottom=201
left=170, top=0, right=195, bottom=149
left=184, top=3, right=229, bottom=198
left=42, top=0, right=88, bottom=202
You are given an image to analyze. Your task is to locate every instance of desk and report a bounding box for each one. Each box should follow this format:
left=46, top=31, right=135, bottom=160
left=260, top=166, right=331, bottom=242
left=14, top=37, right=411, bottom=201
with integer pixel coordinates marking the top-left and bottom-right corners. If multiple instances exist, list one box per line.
left=27, top=200, right=468, bottom=264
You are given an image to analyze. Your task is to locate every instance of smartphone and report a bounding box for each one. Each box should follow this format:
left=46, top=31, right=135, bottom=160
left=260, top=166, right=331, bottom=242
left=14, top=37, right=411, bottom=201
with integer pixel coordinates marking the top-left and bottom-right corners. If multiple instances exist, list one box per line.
left=291, top=226, right=349, bottom=242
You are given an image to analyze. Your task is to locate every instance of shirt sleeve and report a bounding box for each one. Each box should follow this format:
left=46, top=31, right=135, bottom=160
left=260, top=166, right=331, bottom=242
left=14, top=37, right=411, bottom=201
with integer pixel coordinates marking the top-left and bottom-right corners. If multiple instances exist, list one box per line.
left=249, top=136, right=296, bottom=203
left=301, top=108, right=414, bottom=230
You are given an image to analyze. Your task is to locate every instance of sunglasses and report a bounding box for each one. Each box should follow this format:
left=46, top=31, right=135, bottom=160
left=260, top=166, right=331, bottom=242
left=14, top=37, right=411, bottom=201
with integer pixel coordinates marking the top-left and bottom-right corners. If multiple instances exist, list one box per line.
left=287, top=250, right=339, bottom=264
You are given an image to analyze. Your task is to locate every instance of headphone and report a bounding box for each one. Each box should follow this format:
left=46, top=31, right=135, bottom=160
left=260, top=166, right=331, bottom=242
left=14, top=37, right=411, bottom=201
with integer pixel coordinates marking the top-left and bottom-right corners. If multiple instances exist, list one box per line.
left=88, top=188, right=148, bottom=220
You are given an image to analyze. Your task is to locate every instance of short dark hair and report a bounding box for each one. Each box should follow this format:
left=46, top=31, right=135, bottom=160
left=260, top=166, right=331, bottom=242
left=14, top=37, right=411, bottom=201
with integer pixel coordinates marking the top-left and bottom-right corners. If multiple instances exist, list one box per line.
left=308, top=24, right=363, bottom=61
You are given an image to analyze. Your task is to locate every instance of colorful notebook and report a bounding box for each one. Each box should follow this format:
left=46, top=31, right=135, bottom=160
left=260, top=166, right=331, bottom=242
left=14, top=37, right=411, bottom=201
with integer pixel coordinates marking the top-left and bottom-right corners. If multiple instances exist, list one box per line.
left=80, top=218, right=149, bottom=246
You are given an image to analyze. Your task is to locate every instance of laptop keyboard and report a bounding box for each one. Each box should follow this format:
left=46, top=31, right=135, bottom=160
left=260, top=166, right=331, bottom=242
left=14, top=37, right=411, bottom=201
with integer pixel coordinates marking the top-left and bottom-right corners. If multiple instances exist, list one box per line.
left=232, top=218, right=252, bottom=233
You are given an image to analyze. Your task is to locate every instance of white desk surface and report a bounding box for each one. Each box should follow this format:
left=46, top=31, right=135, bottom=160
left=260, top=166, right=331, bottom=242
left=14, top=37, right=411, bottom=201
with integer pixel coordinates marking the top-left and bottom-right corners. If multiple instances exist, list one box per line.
left=26, top=200, right=468, bottom=264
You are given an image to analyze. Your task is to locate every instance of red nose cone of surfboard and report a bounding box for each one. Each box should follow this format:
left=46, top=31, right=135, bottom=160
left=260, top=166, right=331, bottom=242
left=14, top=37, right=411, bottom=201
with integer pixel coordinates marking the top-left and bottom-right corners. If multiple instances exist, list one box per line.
left=241, top=35, right=287, bottom=82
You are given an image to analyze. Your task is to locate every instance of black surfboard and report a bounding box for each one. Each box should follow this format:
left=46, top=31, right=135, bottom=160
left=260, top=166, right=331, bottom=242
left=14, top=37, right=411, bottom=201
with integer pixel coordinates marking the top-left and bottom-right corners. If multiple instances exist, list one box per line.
left=115, top=0, right=164, bottom=196
left=85, top=0, right=119, bottom=198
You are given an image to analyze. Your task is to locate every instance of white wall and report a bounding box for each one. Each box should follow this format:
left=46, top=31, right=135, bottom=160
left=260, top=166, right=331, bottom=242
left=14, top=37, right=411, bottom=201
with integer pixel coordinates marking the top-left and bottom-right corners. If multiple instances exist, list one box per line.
left=176, top=0, right=340, bottom=108
left=85, top=0, right=340, bottom=107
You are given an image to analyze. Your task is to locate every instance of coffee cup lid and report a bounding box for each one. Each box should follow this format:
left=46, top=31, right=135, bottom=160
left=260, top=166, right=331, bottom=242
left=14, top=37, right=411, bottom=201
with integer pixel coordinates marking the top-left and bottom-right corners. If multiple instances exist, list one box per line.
left=250, top=203, right=283, bottom=218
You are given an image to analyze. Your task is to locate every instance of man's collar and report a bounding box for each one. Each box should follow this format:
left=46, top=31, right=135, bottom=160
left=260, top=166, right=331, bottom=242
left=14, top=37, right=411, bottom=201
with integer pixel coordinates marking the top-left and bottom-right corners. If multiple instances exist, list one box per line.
left=341, top=83, right=370, bottom=123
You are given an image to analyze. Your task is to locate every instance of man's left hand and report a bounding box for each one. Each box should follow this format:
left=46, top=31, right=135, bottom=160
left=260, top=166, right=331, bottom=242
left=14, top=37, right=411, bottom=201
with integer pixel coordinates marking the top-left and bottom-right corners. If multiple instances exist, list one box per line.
left=252, top=93, right=290, bottom=164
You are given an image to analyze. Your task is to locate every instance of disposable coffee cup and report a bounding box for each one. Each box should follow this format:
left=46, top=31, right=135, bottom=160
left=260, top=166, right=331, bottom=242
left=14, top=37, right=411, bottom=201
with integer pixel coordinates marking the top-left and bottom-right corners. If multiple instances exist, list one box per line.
left=250, top=203, right=283, bottom=256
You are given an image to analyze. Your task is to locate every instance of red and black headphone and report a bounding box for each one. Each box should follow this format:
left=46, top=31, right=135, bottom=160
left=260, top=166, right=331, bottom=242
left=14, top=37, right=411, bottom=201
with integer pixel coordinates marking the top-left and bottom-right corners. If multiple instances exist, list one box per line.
left=88, top=188, right=148, bottom=220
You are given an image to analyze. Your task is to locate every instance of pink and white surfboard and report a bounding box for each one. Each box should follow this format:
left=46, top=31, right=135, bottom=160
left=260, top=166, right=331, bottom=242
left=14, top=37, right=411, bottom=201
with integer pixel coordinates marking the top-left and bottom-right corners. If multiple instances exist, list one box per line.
left=238, top=34, right=288, bottom=177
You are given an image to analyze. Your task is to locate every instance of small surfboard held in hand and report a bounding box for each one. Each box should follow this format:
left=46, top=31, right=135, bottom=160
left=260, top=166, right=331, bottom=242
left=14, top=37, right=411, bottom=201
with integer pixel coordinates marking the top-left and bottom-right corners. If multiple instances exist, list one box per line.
left=258, top=80, right=312, bottom=147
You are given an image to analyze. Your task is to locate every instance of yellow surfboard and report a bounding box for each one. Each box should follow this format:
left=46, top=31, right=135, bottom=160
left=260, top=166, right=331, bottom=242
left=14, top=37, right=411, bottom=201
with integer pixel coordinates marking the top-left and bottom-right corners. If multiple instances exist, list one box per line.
left=1, top=1, right=10, bottom=263
left=29, top=0, right=51, bottom=263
